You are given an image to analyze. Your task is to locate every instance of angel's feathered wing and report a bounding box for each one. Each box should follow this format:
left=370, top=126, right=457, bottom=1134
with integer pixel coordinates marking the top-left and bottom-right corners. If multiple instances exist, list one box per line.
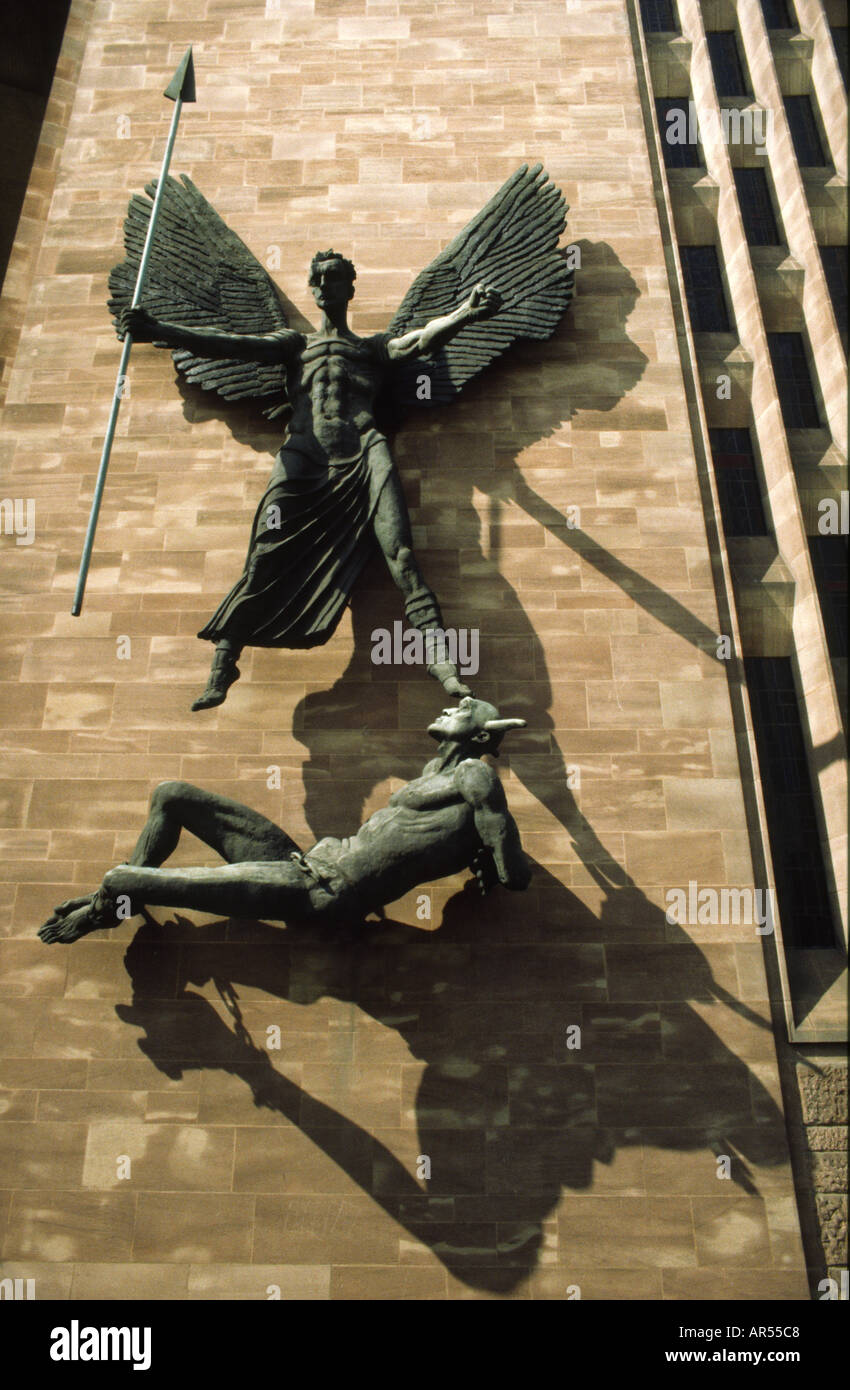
left=108, top=175, right=289, bottom=418
left=388, top=163, right=574, bottom=407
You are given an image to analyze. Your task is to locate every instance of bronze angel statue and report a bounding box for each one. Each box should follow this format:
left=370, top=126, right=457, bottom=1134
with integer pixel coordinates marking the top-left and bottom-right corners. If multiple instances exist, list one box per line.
left=110, top=164, right=574, bottom=710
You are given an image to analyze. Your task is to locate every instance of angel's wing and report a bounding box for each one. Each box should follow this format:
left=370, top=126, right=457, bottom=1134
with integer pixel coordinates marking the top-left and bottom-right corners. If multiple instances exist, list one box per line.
left=108, top=175, right=290, bottom=418
left=387, top=163, right=573, bottom=407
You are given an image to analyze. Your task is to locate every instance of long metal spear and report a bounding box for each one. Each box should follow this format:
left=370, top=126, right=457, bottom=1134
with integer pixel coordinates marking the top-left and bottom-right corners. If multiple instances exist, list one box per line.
left=71, top=46, right=196, bottom=616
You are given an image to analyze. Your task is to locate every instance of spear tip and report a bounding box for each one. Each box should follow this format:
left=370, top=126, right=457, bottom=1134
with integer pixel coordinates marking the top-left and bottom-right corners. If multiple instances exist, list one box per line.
left=164, top=46, right=196, bottom=103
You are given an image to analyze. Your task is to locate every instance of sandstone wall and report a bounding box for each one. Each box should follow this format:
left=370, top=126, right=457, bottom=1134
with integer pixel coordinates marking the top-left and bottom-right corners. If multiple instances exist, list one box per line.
left=0, top=0, right=809, bottom=1300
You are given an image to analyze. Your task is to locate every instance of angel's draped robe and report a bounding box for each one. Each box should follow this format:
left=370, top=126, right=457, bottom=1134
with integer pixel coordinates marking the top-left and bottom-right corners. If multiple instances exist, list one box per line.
left=198, top=336, right=395, bottom=650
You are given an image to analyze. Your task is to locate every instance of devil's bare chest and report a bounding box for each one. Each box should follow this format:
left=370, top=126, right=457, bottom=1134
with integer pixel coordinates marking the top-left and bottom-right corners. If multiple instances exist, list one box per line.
left=389, top=772, right=464, bottom=812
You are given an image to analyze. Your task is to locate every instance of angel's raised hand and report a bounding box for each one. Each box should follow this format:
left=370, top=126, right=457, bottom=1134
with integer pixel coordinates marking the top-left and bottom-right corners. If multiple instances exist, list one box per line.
left=467, top=283, right=502, bottom=321
left=120, top=306, right=158, bottom=342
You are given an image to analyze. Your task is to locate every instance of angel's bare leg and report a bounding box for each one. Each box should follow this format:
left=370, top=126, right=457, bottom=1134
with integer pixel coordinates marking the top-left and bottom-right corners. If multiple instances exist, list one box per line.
left=372, top=470, right=472, bottom=698
left=39, top=782, right=302, bottom=944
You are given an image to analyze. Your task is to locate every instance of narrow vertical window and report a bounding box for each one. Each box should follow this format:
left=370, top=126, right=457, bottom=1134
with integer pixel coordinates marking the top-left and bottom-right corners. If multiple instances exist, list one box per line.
left=655, top=98, right=701, bottom=168
left=681, top=246, right=732, bottom=332
left=707, top=32, right=752, bottom=97
left=734, top=168, right=781, bottom=245
left=766, top=333, right=821, bottom=428
left=808, top=535, right=848, bottom=661
left=760, top=0, right=794, bottom=28
left=709, top=428, right=769, bottom=536
left=783, top=95, right=829, bottom=167
left=831, top=27, right=848, bottom=90
left=818, top=246, right=848, bottom=335
left=744, top=658, right=836, bottom=949
left=640, top=0, right=680, bottom=32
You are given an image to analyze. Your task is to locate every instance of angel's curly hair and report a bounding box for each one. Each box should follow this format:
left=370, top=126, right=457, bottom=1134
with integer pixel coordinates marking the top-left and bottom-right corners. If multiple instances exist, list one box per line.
left=308, top=249, right=356, bottom=286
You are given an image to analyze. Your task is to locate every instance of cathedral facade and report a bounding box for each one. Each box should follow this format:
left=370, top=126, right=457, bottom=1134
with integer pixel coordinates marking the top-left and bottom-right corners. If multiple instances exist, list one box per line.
left=0, top=0, right=845, bottom=1301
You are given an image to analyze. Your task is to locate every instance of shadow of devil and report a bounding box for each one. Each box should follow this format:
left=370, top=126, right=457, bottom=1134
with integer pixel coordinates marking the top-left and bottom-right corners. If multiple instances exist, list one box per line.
left=117, top=863, right=786, bottom=1295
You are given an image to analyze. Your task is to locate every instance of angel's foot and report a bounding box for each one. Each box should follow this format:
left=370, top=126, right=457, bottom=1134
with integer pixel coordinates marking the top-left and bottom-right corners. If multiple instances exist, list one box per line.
left=191, top=651, right=240, bottom=711
left=428, top=659, right=473, bottom=699
left=38, top=889, right=118, bottom=945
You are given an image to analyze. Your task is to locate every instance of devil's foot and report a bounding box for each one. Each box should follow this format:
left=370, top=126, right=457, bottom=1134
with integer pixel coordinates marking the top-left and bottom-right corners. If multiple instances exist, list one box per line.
left=191, top=657, right=240, bottom=711
left=428, top=660, right=473, bottom=699
left=38, top=894, right=117, bottom=945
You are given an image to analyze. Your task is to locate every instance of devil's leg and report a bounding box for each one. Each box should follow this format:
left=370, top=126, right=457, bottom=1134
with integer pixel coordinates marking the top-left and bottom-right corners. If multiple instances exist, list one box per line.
left=127, top=780, right=301, bottom=868
left=39, top=859, right=321, bottom=944
left=102, top=859, right=318, bottom=921
left=39, top=782, right=304, bottom=944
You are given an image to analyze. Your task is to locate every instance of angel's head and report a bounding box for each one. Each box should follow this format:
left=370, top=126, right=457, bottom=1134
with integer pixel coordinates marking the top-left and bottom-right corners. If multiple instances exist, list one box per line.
left=308, top=250, right=356, bottom=311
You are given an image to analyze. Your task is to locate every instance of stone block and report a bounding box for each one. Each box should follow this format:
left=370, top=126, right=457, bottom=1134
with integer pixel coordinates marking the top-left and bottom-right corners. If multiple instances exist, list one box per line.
left=797, top=1064, right=849, bottom=1125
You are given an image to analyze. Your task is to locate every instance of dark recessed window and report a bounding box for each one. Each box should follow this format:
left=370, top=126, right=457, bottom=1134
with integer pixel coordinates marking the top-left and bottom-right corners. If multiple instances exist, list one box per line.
left=744, top=657, right=836, bottom=949
left=783, top=95, right=828, bottom=166
left=0, top=0, right=72, bottom=289
left=707, top=31, right=752, bottom=96
left=655, top=98, right=701, bottom=168
left=681, top=246, right=732, bottom=331
left=734, top=167, right=781, bottom=245
left=766, top=332, right=821, bottom=427
left=640, top=0, right=680, bottom=32
left=760, top=0, right=794, bottom=28
left=709, top=428, right=769, bottom=535
left=831, top=27, right=848, bottom=90
left=819, top=245, right=848, bottom=334
left=808, top=535, right=848, bottom=660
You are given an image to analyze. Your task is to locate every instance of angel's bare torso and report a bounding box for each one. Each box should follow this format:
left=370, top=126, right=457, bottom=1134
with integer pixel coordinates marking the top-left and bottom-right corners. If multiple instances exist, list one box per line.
left=281, top=329, right=389, bottom=466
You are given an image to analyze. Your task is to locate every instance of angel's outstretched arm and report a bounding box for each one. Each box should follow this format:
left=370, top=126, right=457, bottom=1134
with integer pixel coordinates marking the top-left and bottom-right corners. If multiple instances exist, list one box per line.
left=387, top=282, right=501, bottom=361
left=121, top=307, right=301, bottom=365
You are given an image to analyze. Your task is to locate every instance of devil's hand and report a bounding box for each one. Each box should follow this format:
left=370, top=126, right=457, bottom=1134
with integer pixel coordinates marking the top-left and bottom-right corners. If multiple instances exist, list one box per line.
left=120, top=306, right=158, bottom=342
left=466, top=282, right=502, bottom=321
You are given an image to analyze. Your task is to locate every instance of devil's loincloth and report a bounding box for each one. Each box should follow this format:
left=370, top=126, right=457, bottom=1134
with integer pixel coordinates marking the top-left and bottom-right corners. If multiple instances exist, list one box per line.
left=198, top=427, right=394, bottom=649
